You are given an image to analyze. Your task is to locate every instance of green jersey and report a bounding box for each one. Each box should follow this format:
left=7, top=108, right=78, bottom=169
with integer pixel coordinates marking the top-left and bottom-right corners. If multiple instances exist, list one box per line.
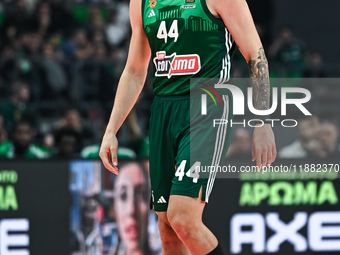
left=0, top=141, right=49, bottom=159
left=142, top=0, right=235, bottom=95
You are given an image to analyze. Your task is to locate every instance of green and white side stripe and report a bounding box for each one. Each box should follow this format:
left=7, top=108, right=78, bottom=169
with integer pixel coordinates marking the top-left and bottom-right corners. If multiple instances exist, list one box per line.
left=218, top=29, right=233, bottom=84
left=205, top=95, right=229, bottom=202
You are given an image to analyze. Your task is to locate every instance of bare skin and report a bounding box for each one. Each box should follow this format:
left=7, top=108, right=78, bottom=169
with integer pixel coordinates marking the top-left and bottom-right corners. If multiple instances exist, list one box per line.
left=100, top=0, right=276, bottom=254
left=157, top=212, right=191, bottom=255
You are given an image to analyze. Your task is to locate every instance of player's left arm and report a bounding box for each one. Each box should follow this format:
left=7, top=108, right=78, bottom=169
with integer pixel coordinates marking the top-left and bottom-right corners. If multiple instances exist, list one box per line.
left=208, top=0, right=277, bottom=169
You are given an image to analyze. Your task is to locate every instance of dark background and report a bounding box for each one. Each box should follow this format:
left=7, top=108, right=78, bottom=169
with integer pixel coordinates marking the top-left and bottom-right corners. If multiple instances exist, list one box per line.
left=273, top=0, right=339, bottom=64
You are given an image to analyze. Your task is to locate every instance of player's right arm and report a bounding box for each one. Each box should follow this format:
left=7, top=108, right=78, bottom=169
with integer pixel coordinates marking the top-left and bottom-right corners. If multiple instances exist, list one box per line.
left=208, top=0, right=276, bottom=169
left=99, top=0, right=151, bottom=174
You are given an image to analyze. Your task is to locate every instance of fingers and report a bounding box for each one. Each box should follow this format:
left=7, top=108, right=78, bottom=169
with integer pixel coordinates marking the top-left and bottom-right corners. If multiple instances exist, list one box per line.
left=110, top=146, right=118, bottom=168
left=254, top=145, right=278, bottom=170
left=252, top=142, right=255, bottom=162
left=261, top=148, right=267, bottom=169
left=267, top=148, right=273, bottom=166
left=266, top=144, right=277, bottom=166
left=272, top=144, right=277, bottom=163
left=254, top=143, right=277, bottom=171
left=255, top=149, right=261, bottom=171
left=99, top=149, right=119, bottom=175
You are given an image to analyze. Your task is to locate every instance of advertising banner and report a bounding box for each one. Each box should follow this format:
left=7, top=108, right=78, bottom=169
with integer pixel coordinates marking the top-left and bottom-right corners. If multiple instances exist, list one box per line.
left=0, top=160, right=70, bottom=255
left=1, top=159, right=339, bottom=255
left=204, top=159, right=340, bottom=255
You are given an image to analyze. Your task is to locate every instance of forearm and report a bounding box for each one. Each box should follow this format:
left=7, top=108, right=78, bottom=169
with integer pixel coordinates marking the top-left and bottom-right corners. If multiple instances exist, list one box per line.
left=105, top=68, right=146, bottom=135
left=248, top=47, right=270, bottom=110
left=211, top=0, right=270, bottom=109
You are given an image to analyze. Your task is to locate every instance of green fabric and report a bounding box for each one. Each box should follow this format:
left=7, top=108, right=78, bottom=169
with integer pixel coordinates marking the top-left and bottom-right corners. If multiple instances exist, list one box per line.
left=0, top=141, right=49, bottom=159
left=142, top=0, right=235, bottom=96
left=149, top=94, right=233, bottom=211
left=73, top=5, right=89, bottom=23
left=73, top=6, right=108, bottom=23
left=80, top=144, right=137, bottom=159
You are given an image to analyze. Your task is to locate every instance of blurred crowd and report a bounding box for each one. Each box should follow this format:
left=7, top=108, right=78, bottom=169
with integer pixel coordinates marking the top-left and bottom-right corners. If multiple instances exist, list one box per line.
left=0, top=0, right=152, bottom=160
left=0, top=0, right=339, bottom=160
left=227, top=116, right=340, bottom=160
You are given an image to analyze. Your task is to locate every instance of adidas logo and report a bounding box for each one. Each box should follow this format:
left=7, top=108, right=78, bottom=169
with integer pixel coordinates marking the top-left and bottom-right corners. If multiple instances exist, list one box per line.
left=157, top=196, right=167, bottom=203
left=148, top=10, right=155, bottom=18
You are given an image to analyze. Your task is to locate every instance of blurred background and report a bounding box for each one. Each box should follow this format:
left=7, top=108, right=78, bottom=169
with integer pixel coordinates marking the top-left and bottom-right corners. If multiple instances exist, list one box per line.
left=0, top=0, right=339, bottom=255
left=0, top=0, right=339, bottom=160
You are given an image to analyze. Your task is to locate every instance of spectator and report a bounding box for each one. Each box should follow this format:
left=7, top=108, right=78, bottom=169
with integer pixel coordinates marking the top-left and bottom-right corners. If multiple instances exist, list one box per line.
left=116, top=0, right=130, bottom=26
left=54, top=108, right=94, bottom=146
left=0, top=119, right=48, bottom=158
left=1, top=0, right=31, bottom=41
left=0, top=81, right=35, bottom=130
left=269, top=26, right=306, bottom=64
left=93, top=42, right=107, bottom=60
left=226, top=128, right=251, bottom=159
left=30, top=0, right=73, bottom=39
left=63, top=28, right=92, bottom=60
left=314, top=122, right=339, bottom=158
left=92, top=30, right=106, bottom=46
left=30, top=2, right=53, bottom=39
left=105, top=9, right=130, bottom=47
left=54, top=126, right=82, bottom=158
left=279, top=116, right=320, bottom=158
left=43, top=133, right=55, bottom=155
left=20, top=32, right=42, bottom=56
left=0, top=46, right=18, bottom=89
left=86, top=3, right=105, bottom=36
left=303, top=51, right=327, bottom=78
left=39, top=42, right=67, bottom=100
left=269, top=26, right=306, bottom=76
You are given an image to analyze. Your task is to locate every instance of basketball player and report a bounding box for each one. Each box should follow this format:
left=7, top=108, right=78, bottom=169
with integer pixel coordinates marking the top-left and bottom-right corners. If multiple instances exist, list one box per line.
left=100, top=0, right=277, bottom=254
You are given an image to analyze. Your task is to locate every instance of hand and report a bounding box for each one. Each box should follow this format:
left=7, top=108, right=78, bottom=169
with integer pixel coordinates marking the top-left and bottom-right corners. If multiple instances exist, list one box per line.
left=99, top=132, right=119, bottom=175
left=252, top=124, right=277, bottom=170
